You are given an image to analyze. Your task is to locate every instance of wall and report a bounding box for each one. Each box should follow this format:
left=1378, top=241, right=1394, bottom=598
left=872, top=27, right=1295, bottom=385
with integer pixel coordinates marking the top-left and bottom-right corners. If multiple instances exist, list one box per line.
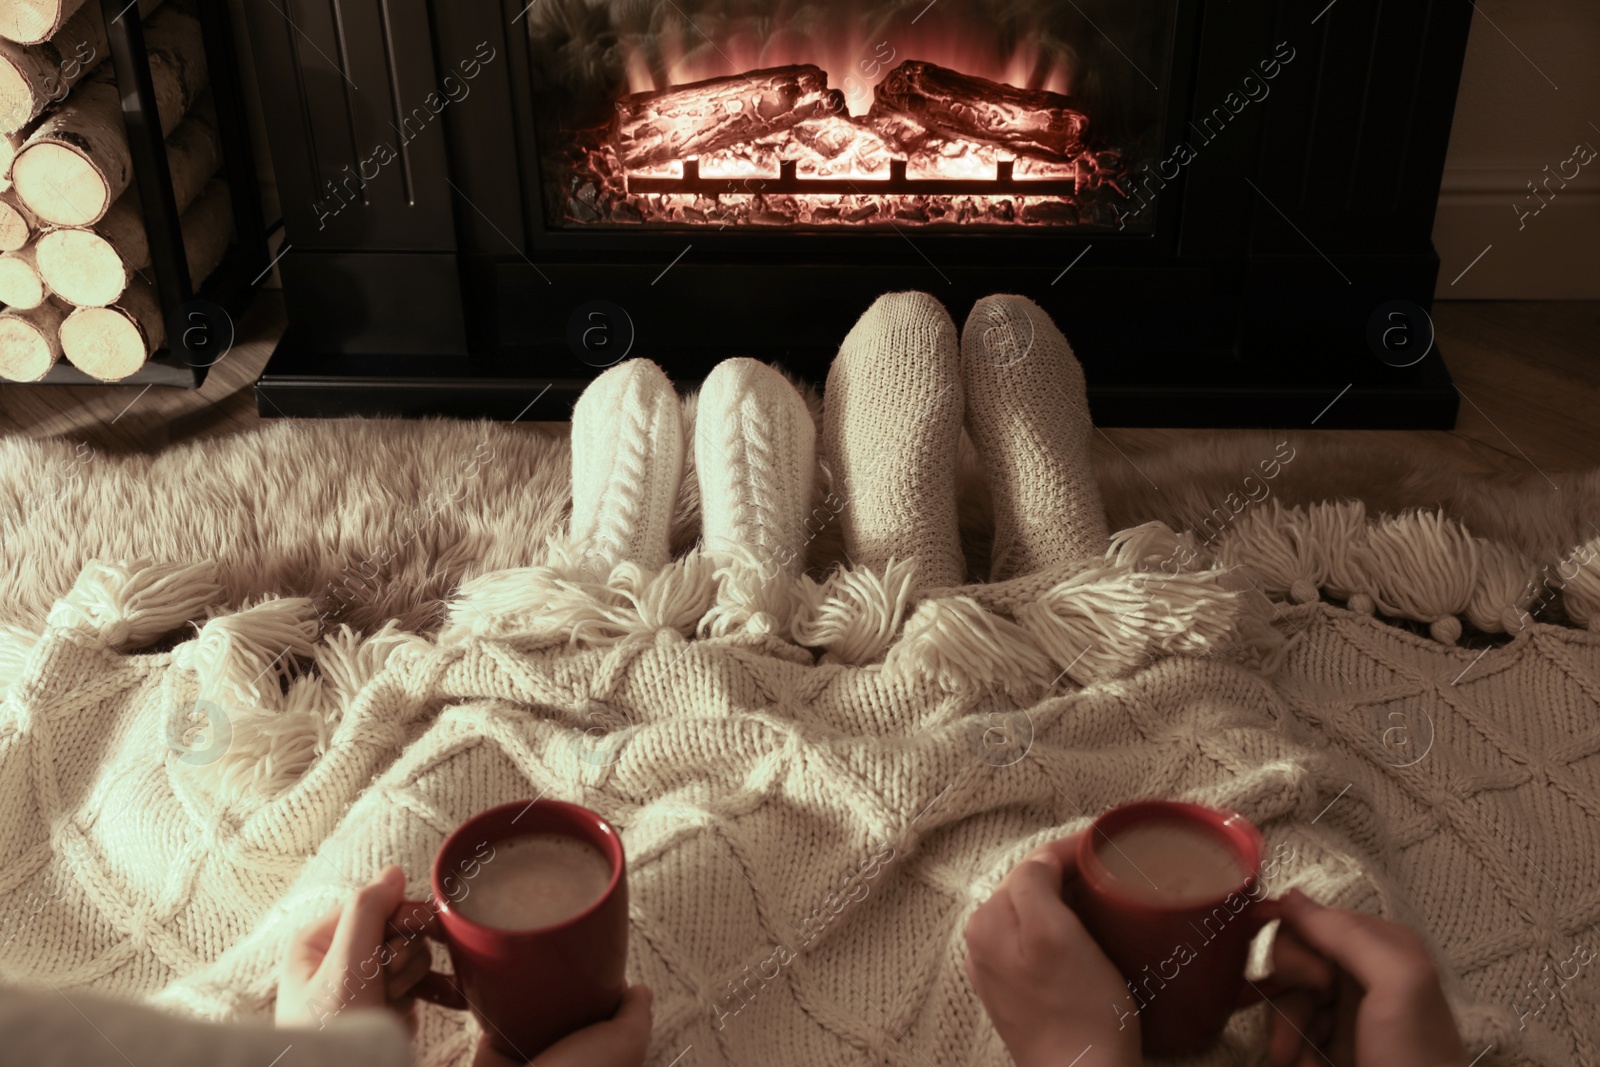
left=1432, top=0, right=1600, bottom=299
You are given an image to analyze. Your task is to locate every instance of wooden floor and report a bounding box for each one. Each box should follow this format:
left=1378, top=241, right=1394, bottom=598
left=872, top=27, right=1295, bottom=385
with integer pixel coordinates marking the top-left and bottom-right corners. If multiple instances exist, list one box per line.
left=1, top=296, right=1596, bottom=478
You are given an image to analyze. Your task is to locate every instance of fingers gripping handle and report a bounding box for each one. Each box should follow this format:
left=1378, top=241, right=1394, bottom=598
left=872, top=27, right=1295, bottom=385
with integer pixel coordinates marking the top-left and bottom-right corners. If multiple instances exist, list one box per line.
left=1235, top=897, right=1285, bottom=1009
left=412, top=969, right=469, bottom=1011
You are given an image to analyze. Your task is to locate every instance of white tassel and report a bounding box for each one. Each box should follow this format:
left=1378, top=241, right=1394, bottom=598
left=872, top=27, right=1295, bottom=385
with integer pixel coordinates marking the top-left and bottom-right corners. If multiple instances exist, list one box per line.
left=442, top=537, right=717, bottom=648
left=1217, top=502, right=1322, bottom=605
left=1360, top=512, right=1479, bottom=644
left=699, top=544, right=800, bottom=638
left=172, top=598, right=321, bottom=707
left=0, top=623, right=39, bottom=702
left=884, top=596, right=1056, bottom=695
left=791, top=557, right=919, bottom=664
left=1016, top=565, right=1245, bottom=685
left=46, top=560, right=221, bottom=647
left=1556, top=536, right=1600, bottom=631
left=1106, top=521, right=1209, bottom=572
left=1465, top=539, right=1541, bottom=635
left=1310, top=502, right=1371, bottom=604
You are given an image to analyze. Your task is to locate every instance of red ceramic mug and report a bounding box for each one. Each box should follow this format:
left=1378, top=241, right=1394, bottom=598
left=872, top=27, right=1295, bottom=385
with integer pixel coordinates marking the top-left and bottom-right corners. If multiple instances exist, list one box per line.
left=410, top=799, right=629, bottom=1060
left=1073, top=800, right=1276, bottom=1057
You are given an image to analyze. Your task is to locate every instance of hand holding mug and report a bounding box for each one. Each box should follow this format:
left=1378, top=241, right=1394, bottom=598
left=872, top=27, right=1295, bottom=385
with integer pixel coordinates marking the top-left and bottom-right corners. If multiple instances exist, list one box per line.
left=469, top=984, right=653, bottom=1067
left=1252, top=888, right=1469, bottom=1067
left=964, top=833, right=1143, bottom=1067
left=276, top=865, right=436, bottom=1033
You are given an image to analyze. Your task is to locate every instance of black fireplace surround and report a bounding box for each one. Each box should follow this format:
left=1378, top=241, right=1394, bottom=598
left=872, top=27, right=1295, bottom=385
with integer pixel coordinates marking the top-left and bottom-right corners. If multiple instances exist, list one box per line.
left=244, top=0, right=1473, bottom=427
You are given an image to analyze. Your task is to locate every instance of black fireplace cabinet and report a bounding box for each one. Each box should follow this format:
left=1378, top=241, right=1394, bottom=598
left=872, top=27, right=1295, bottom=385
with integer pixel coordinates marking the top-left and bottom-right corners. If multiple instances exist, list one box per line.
left=244, top=0, right=1473, bottom=427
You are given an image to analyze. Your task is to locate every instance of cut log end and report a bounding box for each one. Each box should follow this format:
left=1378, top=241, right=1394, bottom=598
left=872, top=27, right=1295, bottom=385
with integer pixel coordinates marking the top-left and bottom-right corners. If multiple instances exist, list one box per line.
left=0, top=197, right=35, bottom=250
left=13, top=139, right=107, bottom=224
left=61, top=300, right=160, bottom=381
left=0, top=54, right=31, bottom=133
left=0, top=0, right=77, bottom=47
left=0, top=301, right=66, bottom=381
left=0, top=249, right=45, bottom=308
left=37, top=226, right=123, bottom=305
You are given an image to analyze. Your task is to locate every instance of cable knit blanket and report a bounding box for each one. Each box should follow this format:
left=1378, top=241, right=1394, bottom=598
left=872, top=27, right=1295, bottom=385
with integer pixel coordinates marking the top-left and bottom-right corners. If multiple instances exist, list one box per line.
left=2, top=441, right=1599, bottom=1067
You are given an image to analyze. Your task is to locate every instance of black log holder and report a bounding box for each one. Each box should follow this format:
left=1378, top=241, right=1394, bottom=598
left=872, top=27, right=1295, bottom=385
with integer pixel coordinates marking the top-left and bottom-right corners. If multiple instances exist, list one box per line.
left=17, top=0, right=271, bottom=388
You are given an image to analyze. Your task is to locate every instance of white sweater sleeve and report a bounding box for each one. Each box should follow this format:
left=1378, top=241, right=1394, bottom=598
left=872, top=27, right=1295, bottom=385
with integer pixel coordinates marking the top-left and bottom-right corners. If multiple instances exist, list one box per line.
left=0, top=984, right=412, bottom=1067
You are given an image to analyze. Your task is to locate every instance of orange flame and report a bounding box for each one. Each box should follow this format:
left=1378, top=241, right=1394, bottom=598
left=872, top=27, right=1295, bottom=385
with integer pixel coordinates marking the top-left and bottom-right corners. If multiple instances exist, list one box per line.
left=620, top=6, right=1072, bottom=113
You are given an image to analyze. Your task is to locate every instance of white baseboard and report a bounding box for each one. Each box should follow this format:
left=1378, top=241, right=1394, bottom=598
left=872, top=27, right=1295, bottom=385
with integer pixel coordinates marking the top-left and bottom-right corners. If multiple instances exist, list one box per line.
left=1433, top=165, right=1600, bottom=299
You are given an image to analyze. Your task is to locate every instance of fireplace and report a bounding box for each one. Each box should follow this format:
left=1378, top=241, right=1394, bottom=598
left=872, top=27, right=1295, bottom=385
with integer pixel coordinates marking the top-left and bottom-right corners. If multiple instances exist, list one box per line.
left=243, top=0, right=1474, bottom=427
left=529, top=0, right=1171, bottom=233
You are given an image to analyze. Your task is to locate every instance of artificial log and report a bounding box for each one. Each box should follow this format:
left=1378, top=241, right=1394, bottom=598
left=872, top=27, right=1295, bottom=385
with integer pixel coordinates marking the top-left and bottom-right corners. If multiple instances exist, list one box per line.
left=11, top=2, right=206, bottom=225
left=60, top=273, right=163, bottom=380
left=0, top=242, right=47, bottom=307
left=0, top=297, right=68, bottom=381
left=0, top=0, right=90, bottom=47
left=36, top=99, right=221, bottom=305
left=0, top=188, right=39, bottom=249
left=868, top=60, right=1089, bottom=160
left=612, top=64, right=845, bottom=169
left=0, top=0, right=164, bottom=132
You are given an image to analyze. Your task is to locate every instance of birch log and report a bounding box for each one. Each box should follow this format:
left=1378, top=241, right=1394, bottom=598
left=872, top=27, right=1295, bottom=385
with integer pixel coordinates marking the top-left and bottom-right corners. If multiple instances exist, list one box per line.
left=0, top=0, right=164, bottom=132
left=60, top=274, right=164, bottom=379
left=36, top=99, right=220, bottom=304
left=0, top=242, right=47, bottom=307
left=1, top=124, right=27, bottom=190
left=0, top=189, right=38, bottom=249
left=0, top=297, right=68, bottom=381
left=0, top=0, right=91, bottom=47
left=11, top=2, right=206, bottom=225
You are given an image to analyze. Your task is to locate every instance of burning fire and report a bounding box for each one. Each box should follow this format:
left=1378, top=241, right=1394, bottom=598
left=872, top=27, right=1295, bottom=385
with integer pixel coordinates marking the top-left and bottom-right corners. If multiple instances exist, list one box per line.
left=620, top=18, right=1073, bottom=115
left=537, top=1, right=1130, bottom=228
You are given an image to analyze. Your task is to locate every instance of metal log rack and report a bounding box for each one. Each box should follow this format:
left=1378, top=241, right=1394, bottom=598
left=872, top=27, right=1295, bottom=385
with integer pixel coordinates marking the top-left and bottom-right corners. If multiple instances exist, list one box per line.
left=625, top=157, right=1084, bottom=197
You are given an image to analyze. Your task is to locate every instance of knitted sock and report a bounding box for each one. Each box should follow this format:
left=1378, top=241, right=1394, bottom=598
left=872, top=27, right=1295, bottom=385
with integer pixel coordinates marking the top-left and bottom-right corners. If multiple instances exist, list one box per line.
left=569, top=358, right=684, bottom=571
left=960, top=294, right=1108, bottom=580
left=695, top=358, right=816, bottom=576
left=822, top=291, right=966, bottom=587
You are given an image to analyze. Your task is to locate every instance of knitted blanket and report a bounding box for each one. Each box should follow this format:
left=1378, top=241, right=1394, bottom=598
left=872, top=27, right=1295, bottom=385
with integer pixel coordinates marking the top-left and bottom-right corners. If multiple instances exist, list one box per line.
left=2, top=460, right=1599, bottom=1066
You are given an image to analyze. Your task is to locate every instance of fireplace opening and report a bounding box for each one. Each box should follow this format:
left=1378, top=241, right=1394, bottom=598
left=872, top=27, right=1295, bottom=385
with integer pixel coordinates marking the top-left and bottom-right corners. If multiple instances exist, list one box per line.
left=523, top=0, right=1176, bottom=230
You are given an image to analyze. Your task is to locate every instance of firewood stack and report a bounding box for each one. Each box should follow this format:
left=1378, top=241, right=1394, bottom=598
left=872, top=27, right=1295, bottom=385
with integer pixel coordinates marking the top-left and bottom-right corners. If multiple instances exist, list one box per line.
left=0, top=0, right=236, bottom=382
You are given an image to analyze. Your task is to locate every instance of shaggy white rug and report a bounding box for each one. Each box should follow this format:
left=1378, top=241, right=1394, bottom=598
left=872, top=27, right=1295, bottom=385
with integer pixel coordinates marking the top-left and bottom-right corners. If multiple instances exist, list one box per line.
left=3, top=416, right=1598, bottom=638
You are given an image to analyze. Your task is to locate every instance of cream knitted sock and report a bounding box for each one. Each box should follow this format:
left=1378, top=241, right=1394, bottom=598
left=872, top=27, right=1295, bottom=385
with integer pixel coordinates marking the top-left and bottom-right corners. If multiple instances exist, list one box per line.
left=568, top=358, right=684, bottom=571
left=960, top=294, right=1108, bottom=580
left=822, top=291, right=965, bottom=587
left=695, top=357, right=816, bottom=576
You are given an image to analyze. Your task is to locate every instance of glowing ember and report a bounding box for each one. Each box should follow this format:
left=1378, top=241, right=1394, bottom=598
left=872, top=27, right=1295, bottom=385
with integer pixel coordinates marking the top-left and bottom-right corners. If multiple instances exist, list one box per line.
left=563, top=59, right=1131, bottom=228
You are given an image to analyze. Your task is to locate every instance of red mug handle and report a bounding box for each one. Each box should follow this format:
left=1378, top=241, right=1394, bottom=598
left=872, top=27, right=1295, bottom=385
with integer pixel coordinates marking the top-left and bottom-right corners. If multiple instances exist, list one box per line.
left=392, top=898, right=469, bottom=1011
left=411, top=970, right=469, bottom=1010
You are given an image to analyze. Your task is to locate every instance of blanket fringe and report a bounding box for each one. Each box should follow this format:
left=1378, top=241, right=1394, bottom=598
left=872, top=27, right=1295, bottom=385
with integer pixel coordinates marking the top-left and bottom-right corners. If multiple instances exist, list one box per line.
left=170, top=601, right=427, bottom=798
left=0, top=623, right=39, bottom=702
left=1553, top=535, right=1600, bottom=632
left=885, top=596, right=1057, bottom=695
left=1214, top=502, right=1556, bottom=642
left=1015, top=562, right=1248, bottom=686
left=790, top=557, right=919, bottom=665
left=45, top=560, right=221, bottom=648
left=441, top=536, right=716, bottom=648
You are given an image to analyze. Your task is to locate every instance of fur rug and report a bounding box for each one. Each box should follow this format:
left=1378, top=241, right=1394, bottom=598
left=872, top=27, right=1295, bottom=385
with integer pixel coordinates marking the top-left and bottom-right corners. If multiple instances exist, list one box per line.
left=4, top=415, right=1598, bottom=641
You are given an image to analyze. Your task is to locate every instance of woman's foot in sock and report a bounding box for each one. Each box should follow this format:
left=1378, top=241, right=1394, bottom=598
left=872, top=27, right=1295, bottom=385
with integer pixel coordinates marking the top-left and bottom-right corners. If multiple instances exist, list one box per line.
left=822, top=291, right=966, bottom=587
left=960, top=294, right=1108, bottom=580
left=695, top=357, right=816, bottom=578
left=569, top=358, right=684, bottom=571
